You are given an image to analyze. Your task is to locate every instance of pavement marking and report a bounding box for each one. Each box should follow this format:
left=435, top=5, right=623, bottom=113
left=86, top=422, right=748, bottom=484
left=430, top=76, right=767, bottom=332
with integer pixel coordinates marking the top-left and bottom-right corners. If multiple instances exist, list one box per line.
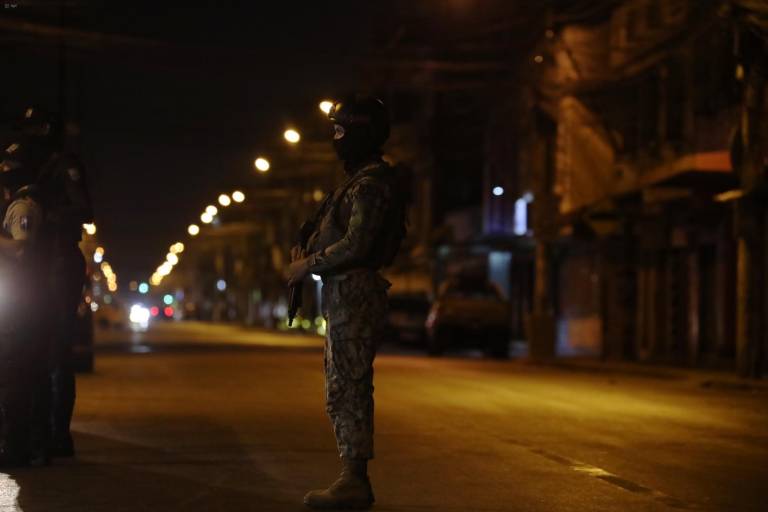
left=507, top=441, right=696, bottom=510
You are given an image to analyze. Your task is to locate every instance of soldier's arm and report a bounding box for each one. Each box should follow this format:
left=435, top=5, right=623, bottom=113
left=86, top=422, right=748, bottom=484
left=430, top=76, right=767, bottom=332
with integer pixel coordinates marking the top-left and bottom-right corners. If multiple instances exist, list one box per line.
left=48, top=162, right=94, bottom=225
left=308, top=178, right=387, bottom=274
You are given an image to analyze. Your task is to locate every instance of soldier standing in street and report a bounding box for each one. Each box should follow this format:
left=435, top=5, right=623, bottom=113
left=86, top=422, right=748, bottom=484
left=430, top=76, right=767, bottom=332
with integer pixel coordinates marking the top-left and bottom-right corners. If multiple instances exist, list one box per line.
left=17, top=107, right=93, bottom=457
left=0, top=140, right=50, bottom=466
left=287, top=94, right=410, bottom=510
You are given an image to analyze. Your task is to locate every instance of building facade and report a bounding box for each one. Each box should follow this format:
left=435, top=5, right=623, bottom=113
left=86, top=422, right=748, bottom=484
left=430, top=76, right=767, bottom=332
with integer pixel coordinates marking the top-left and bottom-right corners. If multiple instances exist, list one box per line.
left=526, top=0, right=768, bottom=376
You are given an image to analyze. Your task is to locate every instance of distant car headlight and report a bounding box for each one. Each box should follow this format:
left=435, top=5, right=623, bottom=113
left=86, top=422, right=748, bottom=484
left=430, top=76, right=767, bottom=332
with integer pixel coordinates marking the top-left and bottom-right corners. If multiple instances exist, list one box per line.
left=129, top=304, right=150, bottom=328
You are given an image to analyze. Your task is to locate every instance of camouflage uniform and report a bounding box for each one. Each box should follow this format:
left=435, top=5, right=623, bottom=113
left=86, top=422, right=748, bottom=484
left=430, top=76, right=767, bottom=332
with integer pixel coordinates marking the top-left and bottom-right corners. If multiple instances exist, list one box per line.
left=307, top=159, right=392, bottom=461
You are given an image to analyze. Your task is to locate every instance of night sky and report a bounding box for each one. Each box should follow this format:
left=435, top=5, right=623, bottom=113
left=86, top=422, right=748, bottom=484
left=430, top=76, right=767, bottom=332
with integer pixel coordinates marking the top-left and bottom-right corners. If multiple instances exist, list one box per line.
left=2, top=1, right=378, bottom=283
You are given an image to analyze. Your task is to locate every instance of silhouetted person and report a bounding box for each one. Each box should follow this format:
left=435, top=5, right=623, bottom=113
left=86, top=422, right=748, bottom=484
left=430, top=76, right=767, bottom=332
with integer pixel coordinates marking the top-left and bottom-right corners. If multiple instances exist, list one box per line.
left=0, top=139, right=51, bottom=466
left=18, top=107, right=93, bottom=457
left=288, top=95, right=409, bottom=509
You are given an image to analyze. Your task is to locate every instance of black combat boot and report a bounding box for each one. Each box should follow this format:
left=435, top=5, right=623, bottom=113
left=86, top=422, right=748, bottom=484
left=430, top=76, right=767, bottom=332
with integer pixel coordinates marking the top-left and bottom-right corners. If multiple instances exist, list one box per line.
left=304, top=458, right=375, bottom=509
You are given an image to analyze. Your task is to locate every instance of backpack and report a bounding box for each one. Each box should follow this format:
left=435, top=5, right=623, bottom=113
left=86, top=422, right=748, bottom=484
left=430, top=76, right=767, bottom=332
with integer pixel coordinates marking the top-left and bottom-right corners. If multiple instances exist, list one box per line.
left=372, top=163, right=412, bottom=267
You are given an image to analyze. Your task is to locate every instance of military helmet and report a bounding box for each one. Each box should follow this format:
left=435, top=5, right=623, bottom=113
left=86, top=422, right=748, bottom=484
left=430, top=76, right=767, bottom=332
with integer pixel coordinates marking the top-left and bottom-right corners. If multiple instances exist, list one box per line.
left=328, top=94, right=390, bottom=149
left=0, top=141, right=38, bottom=191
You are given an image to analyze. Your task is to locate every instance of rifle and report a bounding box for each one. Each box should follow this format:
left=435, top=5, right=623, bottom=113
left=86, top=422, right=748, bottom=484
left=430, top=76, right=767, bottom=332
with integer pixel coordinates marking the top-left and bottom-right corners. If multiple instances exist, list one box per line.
left=287, top=219, right=316, bottom=326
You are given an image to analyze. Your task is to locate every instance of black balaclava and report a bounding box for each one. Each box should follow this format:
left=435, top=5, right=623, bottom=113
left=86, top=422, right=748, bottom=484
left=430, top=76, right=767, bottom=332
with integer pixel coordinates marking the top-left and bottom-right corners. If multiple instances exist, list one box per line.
left=332, top=123, right=378, bottom=172
left=329, top=95, right=390, bottom=174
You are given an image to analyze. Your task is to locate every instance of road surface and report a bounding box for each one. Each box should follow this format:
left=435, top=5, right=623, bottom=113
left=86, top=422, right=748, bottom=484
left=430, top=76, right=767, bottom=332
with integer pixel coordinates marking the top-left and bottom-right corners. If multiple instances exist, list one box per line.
left=1, top=322, right=766, bottom=511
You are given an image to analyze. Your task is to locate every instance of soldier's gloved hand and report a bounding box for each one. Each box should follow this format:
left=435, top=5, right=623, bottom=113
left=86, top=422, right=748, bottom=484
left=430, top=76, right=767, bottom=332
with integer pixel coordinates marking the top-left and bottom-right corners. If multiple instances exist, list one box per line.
left=290, top=245, right=302, bottom=262
left=287, top=251, right=310, bottom=287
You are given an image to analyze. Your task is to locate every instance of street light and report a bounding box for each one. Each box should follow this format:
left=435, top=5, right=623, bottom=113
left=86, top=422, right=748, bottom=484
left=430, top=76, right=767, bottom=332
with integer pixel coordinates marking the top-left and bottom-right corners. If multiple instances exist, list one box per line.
left=83, top=223, right=96, bottom=235
left=188, top=224, right=200, bottom=236
left=205, top=205, right=218, bottom=216
left=200, top=212, right=214, bottom=224
left=254, top=157, right=270, bottom=172
left=319, top=100, right=334, bottom=115
left=492, top=186, right=505, bottom=197
left=284, top=128, right=300, bottom=144
left=232, top=190, right=245, bottom=203
left=166, top=253, right=179, bottom=265
left=172, top=242, right=185, bottom=254
left=218, top=193, right=232, bottom=206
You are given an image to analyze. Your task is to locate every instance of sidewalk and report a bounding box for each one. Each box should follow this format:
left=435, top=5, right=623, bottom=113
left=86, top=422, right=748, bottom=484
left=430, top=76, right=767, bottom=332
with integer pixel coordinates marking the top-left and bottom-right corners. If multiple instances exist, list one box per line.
left=524, top=356, right=768, bottom=392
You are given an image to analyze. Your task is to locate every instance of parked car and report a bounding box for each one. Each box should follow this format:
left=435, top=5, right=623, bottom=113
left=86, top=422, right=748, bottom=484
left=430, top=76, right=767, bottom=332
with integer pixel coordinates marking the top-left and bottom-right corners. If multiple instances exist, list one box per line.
left=425, top=277, right=510, bottom=358
left=72, top=299, right=94, bottom=373
left=385, top=293, right=431, bottom=345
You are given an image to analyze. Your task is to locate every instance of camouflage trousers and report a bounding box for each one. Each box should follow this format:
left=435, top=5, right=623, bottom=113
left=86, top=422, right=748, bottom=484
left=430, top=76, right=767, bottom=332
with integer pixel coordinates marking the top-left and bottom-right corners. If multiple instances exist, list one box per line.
left=322, top=270, right=389, bottom=461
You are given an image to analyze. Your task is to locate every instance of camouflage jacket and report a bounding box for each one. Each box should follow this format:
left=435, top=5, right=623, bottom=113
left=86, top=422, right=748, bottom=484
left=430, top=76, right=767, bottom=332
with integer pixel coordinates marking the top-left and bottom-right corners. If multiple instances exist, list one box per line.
left=307, top=159, right=390, bottom=276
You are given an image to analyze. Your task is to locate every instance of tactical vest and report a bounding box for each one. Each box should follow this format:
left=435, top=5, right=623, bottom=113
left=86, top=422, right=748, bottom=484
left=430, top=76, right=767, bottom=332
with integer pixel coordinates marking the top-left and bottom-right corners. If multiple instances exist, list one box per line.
left=311, top=161, right=408, bottom=270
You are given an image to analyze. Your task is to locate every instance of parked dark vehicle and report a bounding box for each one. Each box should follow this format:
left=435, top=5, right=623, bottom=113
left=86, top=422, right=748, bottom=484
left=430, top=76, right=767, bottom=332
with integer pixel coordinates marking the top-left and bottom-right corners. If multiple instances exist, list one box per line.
left=426, top=278, right=510, bottom=358
left=72, top=299, right=94, bottom=373
left=385, top=293, right=431, bottom=345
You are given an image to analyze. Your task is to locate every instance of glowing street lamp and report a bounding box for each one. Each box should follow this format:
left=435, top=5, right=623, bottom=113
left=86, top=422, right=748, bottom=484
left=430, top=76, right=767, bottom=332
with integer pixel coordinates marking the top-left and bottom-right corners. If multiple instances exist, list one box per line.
left=172, top=242, right=185, bottom=254
left=205, top=205, right=218, bottom=216
left=319, top=100, right=334, bottom=115
left=218, top=194, right=232, bottom=206
left=284, top=128, right=300, bottom=144
left=232, top=190, right=245, bottom=203
left=83, top=223, right=96, bottom=235
left=166, top=253, right=179, bottom=265
left=188, top=224, right=200, bottom=236
left=254, top=157, right=270, bottom=172
left=200, top=212, right=214, bottom=224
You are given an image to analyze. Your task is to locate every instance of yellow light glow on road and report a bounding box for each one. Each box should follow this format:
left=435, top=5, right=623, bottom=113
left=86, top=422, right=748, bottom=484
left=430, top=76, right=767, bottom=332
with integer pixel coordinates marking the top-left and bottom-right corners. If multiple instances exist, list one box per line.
left=232, top=190, right=245, bottom=203
left=254, top=157, right=270, bottom=172
left=319, top=100, right=334, bottom=115
left=188, top=224, right=200, bottom=236
left=83, top=223, right=96, bottom=235
left=218, top=194, right=232, bottom=206
left=284, top=129, right=300, bottom=144
left=201, top=212, right=213, bottom=224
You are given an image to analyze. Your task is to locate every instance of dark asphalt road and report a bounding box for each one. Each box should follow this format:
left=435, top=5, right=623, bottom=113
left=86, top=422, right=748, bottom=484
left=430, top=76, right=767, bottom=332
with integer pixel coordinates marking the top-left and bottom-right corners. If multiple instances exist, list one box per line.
left=1, top=322, right=766, bottom=512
